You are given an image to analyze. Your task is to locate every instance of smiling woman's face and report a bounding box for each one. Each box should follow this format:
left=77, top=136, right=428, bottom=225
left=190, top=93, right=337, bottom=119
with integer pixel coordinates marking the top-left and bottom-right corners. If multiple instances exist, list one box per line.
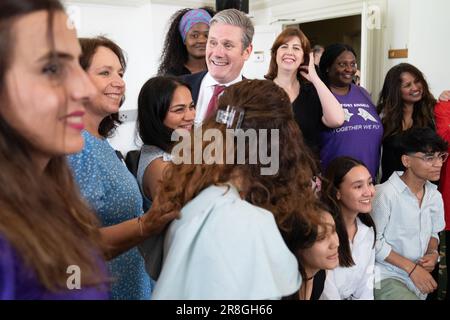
left=337, top=165, right=375, bottom=215
left=275, top=36, right=304, bottom=73
left=327, top=50, right=357, bottom=88
left=2, top=10, right=96, bottom=159
left=399, top=71, right=423, bottom=105
left=163, top=85, right=195, bottom=131
left=85, top=46, right=125, bottom=117
left=299, top=211, right=340, bottom=272
left=185, top=22, right=209, bottom=60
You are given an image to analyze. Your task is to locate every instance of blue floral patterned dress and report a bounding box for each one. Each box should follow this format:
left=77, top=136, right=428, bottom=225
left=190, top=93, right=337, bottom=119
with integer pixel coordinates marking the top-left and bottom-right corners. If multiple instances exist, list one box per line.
left=68, top=131, right=152, bottom=300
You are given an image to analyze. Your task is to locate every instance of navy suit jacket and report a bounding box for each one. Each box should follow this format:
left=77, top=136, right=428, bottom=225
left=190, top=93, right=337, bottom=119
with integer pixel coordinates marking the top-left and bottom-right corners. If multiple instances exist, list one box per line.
left=180, top=71, right=208, bottom=104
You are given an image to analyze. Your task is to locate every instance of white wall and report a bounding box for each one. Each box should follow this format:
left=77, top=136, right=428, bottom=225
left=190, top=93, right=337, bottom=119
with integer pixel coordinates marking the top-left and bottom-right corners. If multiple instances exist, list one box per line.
left=242, top=24, right=282, bottom=80
left=381, top=0, right=450, bottom=97
left=408, top=0, right=450, bottom=96
left=383, top=0, right=409, bottom=71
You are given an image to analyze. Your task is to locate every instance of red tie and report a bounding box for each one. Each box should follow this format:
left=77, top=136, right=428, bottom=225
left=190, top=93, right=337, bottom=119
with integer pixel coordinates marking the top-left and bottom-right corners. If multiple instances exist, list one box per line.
left=205, top=85, right=226, bottom=120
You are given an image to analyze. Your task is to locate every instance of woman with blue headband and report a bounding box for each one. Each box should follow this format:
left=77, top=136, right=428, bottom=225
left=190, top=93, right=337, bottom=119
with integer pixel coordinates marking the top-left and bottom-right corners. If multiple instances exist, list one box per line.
left=158, top=7, right=214, bottom=76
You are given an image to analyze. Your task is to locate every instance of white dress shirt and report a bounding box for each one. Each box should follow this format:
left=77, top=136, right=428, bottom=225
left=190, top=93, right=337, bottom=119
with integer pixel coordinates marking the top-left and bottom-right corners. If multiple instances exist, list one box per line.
left=195, top=72, right=244, bottom=126
left=371, top=171, right=445, bottom=299
left=320, top=217, right=376, bottom=300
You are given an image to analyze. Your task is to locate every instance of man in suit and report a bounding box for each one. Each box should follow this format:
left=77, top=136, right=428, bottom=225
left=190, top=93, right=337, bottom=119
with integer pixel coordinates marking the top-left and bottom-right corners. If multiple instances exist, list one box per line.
left=182, top=9, right=254, bottom=126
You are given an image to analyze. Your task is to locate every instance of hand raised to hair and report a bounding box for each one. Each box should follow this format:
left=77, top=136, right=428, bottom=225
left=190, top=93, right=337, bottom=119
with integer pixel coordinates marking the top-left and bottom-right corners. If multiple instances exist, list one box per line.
left=299, top=52, right=320, bottom=84
left=409, top=264, right=438, bottom=294
left=140, top=194, right=180, bottom=237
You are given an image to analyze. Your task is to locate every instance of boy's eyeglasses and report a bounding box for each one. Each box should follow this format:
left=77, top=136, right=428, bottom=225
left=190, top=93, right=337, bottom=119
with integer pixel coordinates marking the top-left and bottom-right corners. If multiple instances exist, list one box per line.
left=407, top=152, right=449, bottom=165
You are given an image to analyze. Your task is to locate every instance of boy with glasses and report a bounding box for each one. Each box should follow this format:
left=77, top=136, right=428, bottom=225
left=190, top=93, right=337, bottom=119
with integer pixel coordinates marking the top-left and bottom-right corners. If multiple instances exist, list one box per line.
left=372, top=127, right=447, bottom=299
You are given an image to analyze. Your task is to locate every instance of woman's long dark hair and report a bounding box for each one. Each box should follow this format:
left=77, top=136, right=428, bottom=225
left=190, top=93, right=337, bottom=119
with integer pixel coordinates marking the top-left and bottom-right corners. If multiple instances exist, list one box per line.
left=321, top=156, right=377, bottom=267
left=377, top=63, right=436, bottom=139
left=137, top=76, right=192, bottom=152
left=0, top=0, right=107, bottom=292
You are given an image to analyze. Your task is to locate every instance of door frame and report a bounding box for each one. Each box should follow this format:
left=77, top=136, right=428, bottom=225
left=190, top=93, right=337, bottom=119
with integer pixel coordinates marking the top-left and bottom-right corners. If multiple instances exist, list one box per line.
left=269, top=0, right=387, bottom=99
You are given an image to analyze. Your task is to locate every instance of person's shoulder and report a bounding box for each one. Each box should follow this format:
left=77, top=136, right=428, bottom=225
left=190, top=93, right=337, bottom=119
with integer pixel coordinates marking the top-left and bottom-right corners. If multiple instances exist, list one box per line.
left=425, top=180, right=441, bottom=195
left=167, top=65, right=191, bottom=77
left=301, top=80, right=315, bottom=91
left=353, top=84, right=373, bottom=101
left=375, top=179, right=392, bottom=192
left=188, top=185, right=276, bottom=225
left=140, top=144, right=164, bottom=158
left=217, top=190, right=273, bottom=216
left=68, top=132, right=98, bottom=163
left=180, top=70, right=207, bottom=83
left=378, top=173, right=401, bottom=191
left=435, top=100, right=450, bottom=113
left=352, top=83, right=368, bottom=93
left=80, top=130, right=97, bottom=146
left=373, top=179, right=398, bottom=207
left=299, top=81, right=323, bottom=106
left=356, top=217, right=374, bottom=237
left=73, top=131, right=98, bottom=157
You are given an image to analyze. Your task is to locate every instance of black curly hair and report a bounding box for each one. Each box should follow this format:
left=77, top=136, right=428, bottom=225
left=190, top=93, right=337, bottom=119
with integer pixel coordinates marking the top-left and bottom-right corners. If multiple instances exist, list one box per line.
left=157, top=6, right=215, bottom=76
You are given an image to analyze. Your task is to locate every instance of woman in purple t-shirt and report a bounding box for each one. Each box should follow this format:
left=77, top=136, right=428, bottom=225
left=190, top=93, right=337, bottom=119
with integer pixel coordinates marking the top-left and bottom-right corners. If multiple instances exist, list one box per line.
left=0, top=0, right=108, bottom=299
left=318, top=44, right=383, bottom=179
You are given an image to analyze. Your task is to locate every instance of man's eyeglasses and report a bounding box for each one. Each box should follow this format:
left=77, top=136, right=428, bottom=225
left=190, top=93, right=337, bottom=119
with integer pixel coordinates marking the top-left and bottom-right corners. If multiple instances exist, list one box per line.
left=408, top=152, right=449, bottom=165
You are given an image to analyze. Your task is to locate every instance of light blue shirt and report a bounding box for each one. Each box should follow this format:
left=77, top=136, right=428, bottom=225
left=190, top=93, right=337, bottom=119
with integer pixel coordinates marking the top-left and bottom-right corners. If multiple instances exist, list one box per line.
left=140, top=184, right=301, bottom=299
left=371, top=171, right=445, bottom=299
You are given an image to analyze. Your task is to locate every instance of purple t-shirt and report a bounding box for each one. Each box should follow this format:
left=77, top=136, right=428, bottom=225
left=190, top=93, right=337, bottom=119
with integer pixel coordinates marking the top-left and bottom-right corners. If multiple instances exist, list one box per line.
left=0, top=235, right=108, bottom=300
left=320, top=84, right=383, bottom=178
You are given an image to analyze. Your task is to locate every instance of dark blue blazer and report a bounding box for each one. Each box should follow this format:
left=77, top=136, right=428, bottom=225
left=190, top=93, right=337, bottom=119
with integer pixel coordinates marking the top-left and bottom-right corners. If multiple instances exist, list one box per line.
left=180, top=71, right=208, bottom=104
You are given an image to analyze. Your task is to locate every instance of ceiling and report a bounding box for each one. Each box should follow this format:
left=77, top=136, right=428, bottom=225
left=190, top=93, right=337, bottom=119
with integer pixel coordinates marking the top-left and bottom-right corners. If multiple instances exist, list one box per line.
left=66, top=0, right=270, bottom=10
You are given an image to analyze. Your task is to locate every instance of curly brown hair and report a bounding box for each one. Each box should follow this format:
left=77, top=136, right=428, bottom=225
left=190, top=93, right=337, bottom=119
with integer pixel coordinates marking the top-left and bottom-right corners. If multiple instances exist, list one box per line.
left=155, top=79, right=319, bottom=235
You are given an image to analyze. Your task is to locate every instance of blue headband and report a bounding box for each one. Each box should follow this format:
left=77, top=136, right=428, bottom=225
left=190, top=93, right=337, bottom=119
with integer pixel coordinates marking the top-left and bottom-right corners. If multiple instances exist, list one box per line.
left=179, top=9, right=212, bottom=43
